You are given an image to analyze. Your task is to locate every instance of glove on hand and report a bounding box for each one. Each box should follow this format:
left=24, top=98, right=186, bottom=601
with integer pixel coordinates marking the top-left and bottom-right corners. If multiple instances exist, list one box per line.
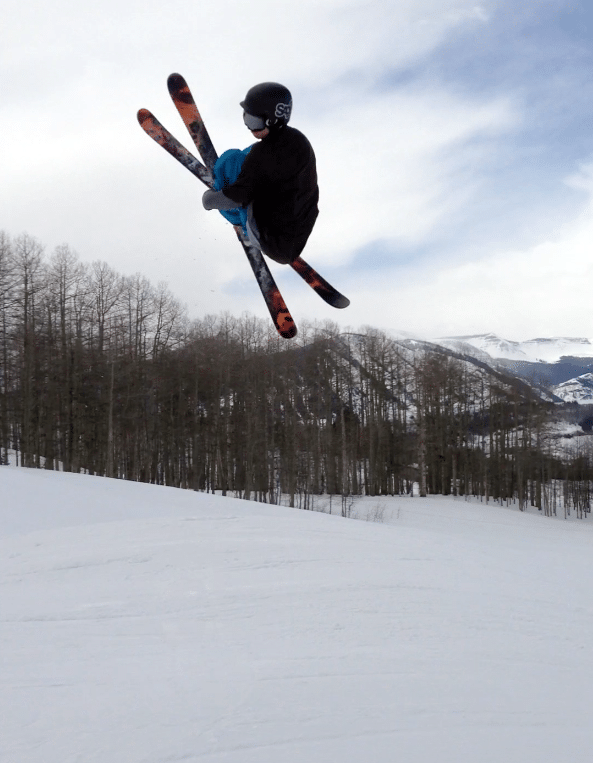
left=202, top=189, right=239, bottom=211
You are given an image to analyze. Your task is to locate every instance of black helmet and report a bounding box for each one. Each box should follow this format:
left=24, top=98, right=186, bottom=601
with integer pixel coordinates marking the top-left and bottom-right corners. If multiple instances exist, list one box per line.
left=240, top=82, right=292, bottom=129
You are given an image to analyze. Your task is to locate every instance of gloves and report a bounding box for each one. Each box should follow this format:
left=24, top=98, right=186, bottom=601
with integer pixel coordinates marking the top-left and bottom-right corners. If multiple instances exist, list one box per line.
left=202, top=189, right=240, bottom=211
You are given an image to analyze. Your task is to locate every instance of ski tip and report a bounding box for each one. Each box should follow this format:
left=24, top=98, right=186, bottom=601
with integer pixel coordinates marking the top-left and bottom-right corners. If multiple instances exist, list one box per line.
left=280, top=324, right=298, bottom=339
left=167, top=72, right=186, bottom=91
left=275, top=309, right=297, bottom=339
left=137, top=108, right=151, bottom=125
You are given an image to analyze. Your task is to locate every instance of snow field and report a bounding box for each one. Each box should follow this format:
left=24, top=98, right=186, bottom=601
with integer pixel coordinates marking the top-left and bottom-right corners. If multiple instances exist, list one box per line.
left=2, top=466, right=593, bottom=762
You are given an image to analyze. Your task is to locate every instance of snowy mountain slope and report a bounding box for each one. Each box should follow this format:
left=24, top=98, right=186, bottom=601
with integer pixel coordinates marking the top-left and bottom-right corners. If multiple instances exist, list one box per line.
left=438, top=333, right=593, bottom=363
left=553, top=372, right=593, bottom=403
left=439, top=333, right=528, bottom=360
left=2, top=467, right=593, bottom=763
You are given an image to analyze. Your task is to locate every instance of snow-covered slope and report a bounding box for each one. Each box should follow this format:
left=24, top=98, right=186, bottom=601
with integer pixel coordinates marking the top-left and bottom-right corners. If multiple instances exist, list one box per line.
left=2, top=467, right=593, bottom=763
left=439, top=333, right=593, bottom=363
left=553, top=372, right=593, bottom=403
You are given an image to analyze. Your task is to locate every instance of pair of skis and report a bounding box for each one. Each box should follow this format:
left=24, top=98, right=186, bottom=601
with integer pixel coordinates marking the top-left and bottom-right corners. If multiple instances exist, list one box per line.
left=137, top=73, right=349, bottom=339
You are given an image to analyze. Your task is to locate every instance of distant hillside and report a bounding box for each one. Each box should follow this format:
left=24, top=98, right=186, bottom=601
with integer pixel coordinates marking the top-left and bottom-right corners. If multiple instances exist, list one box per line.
left=433, top=333, right=593, bottom=402
left=439, top=334, right=593, bottom=363
left=553, top=373, right=593, bottom=404
left=496, top=357, right=593, bottom=388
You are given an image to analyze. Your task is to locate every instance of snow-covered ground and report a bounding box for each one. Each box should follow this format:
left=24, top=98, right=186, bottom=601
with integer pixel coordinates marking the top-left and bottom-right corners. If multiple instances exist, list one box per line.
left=2, top=467, right=593, bottom=763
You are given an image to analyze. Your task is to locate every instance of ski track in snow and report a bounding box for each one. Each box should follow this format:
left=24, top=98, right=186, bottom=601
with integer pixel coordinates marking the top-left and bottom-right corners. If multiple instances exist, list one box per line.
left=1, top=466, right=593, bottom=762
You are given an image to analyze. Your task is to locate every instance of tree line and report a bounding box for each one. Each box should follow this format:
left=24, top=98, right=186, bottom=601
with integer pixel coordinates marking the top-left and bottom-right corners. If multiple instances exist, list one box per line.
left=1, top=231, right=591, bottom=517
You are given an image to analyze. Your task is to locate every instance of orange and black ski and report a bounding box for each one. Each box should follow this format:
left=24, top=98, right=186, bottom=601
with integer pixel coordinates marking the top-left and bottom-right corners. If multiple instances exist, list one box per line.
left=137, top=108, right=296, bottom=339
left=166, top=73, right=350, bottom=310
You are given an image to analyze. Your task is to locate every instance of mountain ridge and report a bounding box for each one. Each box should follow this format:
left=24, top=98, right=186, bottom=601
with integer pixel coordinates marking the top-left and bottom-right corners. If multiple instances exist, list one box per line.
left=437, top=333, right=593, bottom=363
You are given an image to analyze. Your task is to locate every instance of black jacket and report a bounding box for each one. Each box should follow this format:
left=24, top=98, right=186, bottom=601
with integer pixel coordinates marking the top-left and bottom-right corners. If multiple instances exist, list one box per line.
left=223, top=126, right=319, bottom=263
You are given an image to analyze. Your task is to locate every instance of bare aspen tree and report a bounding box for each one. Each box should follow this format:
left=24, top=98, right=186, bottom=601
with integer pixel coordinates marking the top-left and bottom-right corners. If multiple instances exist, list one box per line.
left=0, top=232, right=15, bottom=465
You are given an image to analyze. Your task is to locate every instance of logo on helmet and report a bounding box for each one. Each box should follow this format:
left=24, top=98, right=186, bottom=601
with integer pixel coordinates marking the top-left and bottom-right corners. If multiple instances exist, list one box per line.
left=275, top=101, right=292, bottom=120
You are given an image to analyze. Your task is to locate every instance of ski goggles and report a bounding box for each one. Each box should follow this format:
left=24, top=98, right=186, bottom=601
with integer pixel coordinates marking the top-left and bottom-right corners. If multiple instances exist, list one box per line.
left=243, top=111, right=266, bottom=131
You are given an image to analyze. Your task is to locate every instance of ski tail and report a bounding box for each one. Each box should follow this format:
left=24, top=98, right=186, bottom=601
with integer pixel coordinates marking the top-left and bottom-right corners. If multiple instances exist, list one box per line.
left=234, top=226, right=297, bottom=339
left=290, top=257, right=350, bottom=309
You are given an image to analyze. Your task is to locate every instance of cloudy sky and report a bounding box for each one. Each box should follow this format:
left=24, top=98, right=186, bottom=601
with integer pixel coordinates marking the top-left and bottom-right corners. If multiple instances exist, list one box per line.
left=2, top=0, right=593, bottom=341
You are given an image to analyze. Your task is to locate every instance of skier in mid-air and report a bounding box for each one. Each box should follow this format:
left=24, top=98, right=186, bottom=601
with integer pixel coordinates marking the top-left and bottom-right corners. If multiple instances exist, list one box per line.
left=201, top=82, right=319, bottom=265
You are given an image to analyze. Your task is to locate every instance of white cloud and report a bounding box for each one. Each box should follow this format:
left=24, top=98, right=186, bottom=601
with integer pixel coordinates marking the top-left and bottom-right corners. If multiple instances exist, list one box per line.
left=308, top=86, right=518, bottom=264
left=565, top=162, right=593, bottom=195
left=337, top=184, right=593, bottom=339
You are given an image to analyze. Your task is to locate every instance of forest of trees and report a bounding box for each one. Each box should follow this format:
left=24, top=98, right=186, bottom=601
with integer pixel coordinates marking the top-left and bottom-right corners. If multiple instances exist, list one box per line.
left=1, top=231, right=592, bottom=518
